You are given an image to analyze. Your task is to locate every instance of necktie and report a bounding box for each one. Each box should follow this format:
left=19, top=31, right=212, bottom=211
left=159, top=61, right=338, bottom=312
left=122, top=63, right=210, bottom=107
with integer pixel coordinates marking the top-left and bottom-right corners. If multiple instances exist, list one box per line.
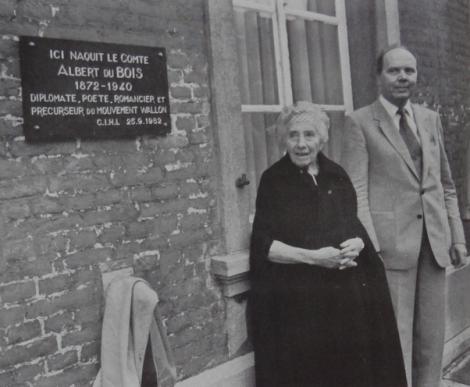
left=397, top=107, right=422, bottom=177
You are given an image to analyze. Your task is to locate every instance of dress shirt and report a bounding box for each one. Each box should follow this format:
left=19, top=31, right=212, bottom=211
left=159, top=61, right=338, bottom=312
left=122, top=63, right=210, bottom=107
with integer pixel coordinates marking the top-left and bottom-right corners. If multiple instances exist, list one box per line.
left=379, top=95, right=420, bottom=144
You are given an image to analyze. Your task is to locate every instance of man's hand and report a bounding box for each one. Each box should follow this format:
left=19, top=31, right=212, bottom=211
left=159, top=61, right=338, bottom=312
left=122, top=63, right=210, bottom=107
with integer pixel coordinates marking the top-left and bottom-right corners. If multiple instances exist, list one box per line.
left=450, top=243, right=468, bottom=268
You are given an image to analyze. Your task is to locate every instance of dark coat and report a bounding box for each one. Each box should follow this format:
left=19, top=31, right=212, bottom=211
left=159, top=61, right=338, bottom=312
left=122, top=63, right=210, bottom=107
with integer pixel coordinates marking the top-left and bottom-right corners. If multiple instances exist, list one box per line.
left=249, top=153, right=407, bottom=387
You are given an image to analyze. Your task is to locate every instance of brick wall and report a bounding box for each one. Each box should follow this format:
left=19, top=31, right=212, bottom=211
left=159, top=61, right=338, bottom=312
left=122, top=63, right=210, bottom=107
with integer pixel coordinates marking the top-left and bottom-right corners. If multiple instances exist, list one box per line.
left=399, top=0, right=470, bottom=209
left=0, top=1, right=228, bottom=385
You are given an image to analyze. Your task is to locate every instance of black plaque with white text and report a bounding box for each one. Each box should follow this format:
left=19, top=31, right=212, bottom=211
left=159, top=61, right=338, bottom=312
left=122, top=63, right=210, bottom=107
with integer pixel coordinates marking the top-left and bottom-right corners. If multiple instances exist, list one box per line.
left=19, top=36, right=171, bottom=142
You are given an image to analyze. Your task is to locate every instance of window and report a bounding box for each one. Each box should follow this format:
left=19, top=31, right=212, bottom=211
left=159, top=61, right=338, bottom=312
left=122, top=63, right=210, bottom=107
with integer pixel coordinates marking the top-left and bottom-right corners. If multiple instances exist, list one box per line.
left=233, top=0, right=353, bottom=216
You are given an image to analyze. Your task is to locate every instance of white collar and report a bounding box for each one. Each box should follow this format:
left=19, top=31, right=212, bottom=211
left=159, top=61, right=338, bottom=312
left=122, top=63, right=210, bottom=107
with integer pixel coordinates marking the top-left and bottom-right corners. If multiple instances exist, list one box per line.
left=379, top=95, right=414, bottom=120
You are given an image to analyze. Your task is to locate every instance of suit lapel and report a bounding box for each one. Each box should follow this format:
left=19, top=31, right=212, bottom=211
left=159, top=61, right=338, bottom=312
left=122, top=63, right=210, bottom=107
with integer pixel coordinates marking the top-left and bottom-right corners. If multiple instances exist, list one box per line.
left=411, top=104, right=431, bottom=180
left=371, top=100, right=419, bottom=180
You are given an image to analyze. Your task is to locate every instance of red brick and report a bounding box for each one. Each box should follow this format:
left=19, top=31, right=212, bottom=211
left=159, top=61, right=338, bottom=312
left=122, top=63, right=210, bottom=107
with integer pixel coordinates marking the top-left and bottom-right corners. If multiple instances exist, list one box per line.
left=0, top=305, right=25, bottom=329
left=127, top=220, right=156, bottom=238
left=75, top=304, right=101, bottom=325
left=62, top=325, right=101, bottom=347
left=16, top=0, right=52, bottom=20
left=0, top=362, right=44, bottom=385
left=34, top=363, right=98, bottom=387
left=129, top=186, right=152, bottom=201
left=184, top=71, right=208, bottom=90
left=80, top=340, right=100, bottom=362
left=0, top=0, right=15, bottom=18
left=81, top=209, right=113, bottom=226
left=0, top=159, right=27, bottom=179
left=0, top=176, right=47, bottom=200
left=151, top=184, right=179, bottom=200
left=79, top=139, right=137, bottom=154
left=180, top=213, right=209, bottom=231
left=63, top=248, right=114, bottom=268
left=59, top=194, right=96, bottom=211
left=0, top=336, right=58, bottom=368
left=168, top=68, right=183, bottom=83
left=154, top=149, right=177, bottom=165
left=0, top=97, right=20, bottom=116
left=159, top=250, right=182, bottom=277
left=3, top=238, right=35, bottom=262
left=189, top=131, right=209, bottom=145
left=33, top=234, right=68, bottom=257
left=165, top=163, right=198, bottom=180
left=26, top=285, right=101, bottom=319
left=47, top=350, right=79, bottom=372
left=9, top=141, right=76, bottom=158
left=69, top=230, right=98, bottom=250
left=0, top=280, right=36, bottom=303
left=171, top=86, right=192, bottom=99
left=32, top=214, right=83, bottom=236
left=6, top=320, right=41, bottom=345
left=44, top=311, right=76, bottom=334
left=113, top=241, right=143, bottom=260
left=110, top=168, right=164, bottom=187
left=168, top=229, right=209, bottom=250
left=39, top=274, right=73, bottom=296
left=167, top=52, right=190, bottom=68
left=183, top=244, right=205, bottom=263
left=99, top=224, right=126, bottom=243
left=158, top=135, right=189, bottom=149
left=193, top=85, right=210, bottom=99
left=48, top=174, right=109, bottom=194
left=179, top=181, right=199, bottom=196
left=29, top=197, right=63, bottom=215
left=0, top=259, right=51, bottom=283
left=171, top=101, right=204, bottom=114
left=94, top=188, right=124, bottom=205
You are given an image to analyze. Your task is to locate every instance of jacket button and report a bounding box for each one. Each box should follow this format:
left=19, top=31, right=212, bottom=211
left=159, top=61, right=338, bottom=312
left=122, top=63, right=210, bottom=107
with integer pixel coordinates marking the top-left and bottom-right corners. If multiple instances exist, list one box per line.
left=417, top=214, right=423, bottom=219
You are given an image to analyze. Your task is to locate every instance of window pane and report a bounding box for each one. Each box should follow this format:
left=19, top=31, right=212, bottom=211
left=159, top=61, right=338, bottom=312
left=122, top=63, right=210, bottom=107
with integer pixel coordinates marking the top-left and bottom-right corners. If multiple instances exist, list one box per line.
left=286, top=17, right=343, bottom=105
left=323, top=110, right=345, bottom=162
left=242, top=112, right=280, bottom=214
left=284, top=0, right=336, bottom=17
left=234, top=8, right=280, bottom=105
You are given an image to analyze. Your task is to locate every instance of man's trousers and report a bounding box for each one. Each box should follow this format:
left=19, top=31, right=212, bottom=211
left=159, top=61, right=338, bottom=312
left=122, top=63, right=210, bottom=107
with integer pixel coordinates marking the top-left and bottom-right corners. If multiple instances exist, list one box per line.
left=385, top=230, right=446, bottom=387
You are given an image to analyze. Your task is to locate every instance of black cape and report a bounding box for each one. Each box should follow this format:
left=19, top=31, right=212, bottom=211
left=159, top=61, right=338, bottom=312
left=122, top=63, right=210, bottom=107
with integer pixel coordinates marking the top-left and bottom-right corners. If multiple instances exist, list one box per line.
left=249, top=153, right=407, bottom=387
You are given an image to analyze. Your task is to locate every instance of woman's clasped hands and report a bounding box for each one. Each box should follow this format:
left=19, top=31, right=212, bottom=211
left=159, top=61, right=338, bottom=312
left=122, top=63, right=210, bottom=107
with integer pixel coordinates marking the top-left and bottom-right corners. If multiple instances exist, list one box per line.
left=311, top=237, right=364, bottom=270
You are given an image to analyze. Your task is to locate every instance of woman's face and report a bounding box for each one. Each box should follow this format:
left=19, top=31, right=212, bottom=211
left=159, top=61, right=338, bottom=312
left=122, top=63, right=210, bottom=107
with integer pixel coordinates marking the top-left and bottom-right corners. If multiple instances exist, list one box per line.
left=285, top=121, right=326, bottom=167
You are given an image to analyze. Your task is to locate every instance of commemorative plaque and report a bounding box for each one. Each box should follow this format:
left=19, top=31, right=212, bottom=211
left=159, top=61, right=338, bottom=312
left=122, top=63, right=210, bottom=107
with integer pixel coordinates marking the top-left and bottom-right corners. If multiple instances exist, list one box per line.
left=19, top=36, right=171, bottom=142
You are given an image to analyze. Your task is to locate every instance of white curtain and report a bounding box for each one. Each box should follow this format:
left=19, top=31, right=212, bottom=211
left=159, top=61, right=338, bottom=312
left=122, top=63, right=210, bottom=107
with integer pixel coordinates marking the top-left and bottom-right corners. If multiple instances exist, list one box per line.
left=234, top=0, right=345, bottom=212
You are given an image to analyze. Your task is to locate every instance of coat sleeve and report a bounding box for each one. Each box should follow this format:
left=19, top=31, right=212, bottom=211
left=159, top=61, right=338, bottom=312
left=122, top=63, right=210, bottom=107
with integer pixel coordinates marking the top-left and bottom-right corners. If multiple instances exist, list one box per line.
left=249, top=172, right=276, bottom=278
left=340, top=114, right=381, bottom=252
left=436, top=114, right=466, bottom=245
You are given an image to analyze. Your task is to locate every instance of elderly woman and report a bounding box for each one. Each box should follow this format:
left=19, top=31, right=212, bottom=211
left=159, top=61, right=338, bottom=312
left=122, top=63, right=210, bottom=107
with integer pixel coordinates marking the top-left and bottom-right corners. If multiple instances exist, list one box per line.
left=249, top=101, right=406, bottom=387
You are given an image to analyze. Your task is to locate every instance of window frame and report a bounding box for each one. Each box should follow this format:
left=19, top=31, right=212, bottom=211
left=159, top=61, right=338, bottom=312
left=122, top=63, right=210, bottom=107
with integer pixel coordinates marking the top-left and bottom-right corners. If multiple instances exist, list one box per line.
left=233, top=0, right=354, bottom=115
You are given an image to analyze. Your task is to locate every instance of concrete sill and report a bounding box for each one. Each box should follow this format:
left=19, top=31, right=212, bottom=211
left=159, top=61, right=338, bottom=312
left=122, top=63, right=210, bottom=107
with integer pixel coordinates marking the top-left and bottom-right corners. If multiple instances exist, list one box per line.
left=211, top=250, right=250, bottom=297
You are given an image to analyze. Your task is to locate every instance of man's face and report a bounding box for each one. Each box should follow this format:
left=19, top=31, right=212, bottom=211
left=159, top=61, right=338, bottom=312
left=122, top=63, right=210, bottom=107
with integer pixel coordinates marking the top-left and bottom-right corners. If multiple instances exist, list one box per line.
left=285, top=121, right=327, bottom=168
left=379, top=48, right=417, bottom=107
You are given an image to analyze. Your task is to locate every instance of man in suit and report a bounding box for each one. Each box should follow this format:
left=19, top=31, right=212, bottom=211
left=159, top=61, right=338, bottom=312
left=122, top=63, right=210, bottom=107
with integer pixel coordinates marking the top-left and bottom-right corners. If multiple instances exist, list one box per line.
left=340, top=45, right=468, bottom=387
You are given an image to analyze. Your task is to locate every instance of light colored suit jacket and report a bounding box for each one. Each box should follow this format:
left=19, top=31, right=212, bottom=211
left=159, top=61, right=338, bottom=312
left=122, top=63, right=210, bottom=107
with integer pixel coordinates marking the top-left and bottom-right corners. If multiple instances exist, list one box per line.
left=341, top=100, right=465, bottom=270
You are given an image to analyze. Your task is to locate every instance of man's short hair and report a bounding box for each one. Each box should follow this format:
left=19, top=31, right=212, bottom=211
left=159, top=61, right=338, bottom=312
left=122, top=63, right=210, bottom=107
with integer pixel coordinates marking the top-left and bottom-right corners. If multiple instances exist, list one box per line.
left=376, top=44, right=416, bottom=75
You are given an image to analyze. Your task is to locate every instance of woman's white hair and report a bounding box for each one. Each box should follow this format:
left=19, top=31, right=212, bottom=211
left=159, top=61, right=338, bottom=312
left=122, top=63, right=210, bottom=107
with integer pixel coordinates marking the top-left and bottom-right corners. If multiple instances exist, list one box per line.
left=275, top=101, right=330, bottom=146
